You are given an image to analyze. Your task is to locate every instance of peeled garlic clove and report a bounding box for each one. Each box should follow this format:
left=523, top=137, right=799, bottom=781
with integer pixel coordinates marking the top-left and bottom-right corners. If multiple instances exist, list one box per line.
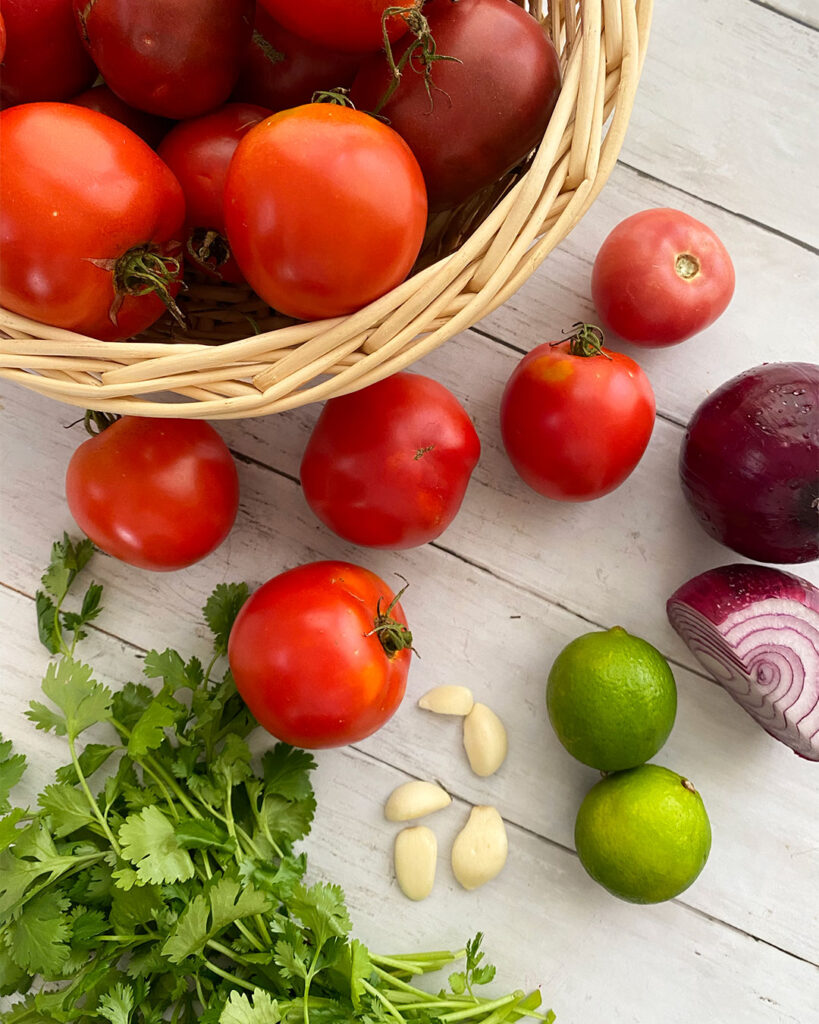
left=451, top=805, right=508, bottom=890
left=385, top=780, right=451, bottom=822
left=463, top=702, right=508, bottom=777
left=394, top=826, right=437, bottom=901
left=418, top=685, right=474, bottom=716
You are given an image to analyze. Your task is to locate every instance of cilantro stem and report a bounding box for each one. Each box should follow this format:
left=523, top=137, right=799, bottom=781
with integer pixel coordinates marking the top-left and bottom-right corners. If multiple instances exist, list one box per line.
left=206, top=937, right=256, bottom=964
left=203, top=957, right=259, bottom=991
left=372, top=965, right=443, bottom=999
left=361, top=979, right=406, bottom=1023
left=440, top=994, right=522, bottom=1021
left=68, top=733, right=121, bottom=855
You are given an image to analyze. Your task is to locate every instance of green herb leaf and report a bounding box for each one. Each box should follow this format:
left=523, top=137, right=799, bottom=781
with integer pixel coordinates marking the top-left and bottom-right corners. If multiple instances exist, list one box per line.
left=204, top=582, right=250, bottom=657
left=219, top=989, right=282, bottom=1024
left=38, top=783, right=97, bottom=837
left=289, top=882, right=351, bottom=950
left=0, top=734, right=26, bottom=813
left=127, top=691, right=187, bottom=758
left=55, top=742, right=118, bottom=785
left=41, top=534, right=95, bottom=604
left=117, top=805, right=195, bottom=886
left=97, top=981, right=135, bottom=1024
left=35, top=590, right=61, bottom=654
left=6, top=889, right=73, bottom=976
left=27, top=658, right=112, bottom=740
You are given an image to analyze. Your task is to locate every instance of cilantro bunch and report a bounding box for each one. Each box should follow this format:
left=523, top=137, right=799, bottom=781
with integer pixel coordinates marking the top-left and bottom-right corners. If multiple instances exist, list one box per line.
left=0, top=536, right=554, bottom=1024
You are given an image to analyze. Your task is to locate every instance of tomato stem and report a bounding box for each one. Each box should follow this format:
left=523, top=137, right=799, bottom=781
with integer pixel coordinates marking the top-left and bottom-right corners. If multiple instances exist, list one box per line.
left=311, top=87, right=355, bottom=107
left=83, top=409, right=120, bottom=436
left=111, top=244, right=186, bottom=328
left=675, top=253, right=700, bottom=280
left=367, top=575, right=416, bottom=657
left=188, top=228, right=232, bottom=277
left=555, top=323, right=612, bottom=360
left=373, top=3, right=461, bottom=117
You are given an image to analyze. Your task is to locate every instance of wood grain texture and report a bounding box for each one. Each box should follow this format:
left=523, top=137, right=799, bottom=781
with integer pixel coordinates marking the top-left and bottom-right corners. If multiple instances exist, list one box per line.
left=1, top=1, right=817, bottom=1019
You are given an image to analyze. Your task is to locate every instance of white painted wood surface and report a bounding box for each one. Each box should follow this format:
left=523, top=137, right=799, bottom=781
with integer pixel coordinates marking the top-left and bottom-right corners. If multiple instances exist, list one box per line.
left=1, top=2, right=817, bottom=1022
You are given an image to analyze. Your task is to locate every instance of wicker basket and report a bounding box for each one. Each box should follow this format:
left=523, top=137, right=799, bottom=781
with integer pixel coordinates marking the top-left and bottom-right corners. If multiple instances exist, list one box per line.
left=0, top=0, right=652, bottom=420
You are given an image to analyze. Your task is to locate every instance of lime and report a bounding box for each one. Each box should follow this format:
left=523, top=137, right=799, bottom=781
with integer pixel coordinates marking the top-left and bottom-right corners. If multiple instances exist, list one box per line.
left=546, top=626, right=677, bottom=771
left=574, top=764, right=711, bottom=904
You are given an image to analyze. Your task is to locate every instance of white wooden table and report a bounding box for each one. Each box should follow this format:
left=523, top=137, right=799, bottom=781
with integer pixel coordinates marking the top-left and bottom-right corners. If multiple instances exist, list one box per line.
left=1, top=2, right=817, bottom=1020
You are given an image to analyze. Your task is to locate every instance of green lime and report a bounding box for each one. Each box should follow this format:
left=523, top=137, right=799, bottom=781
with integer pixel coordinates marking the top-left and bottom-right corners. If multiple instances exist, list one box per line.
left=546, top=626, right=677, bottom=771
left=574, top=764, right=712, bottom=904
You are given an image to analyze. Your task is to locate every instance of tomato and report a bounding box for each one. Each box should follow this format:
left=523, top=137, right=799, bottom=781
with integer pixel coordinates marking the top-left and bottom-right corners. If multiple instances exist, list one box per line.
left=0, top=104, right=185, bottom=341
left=231, top=7, right=363, bottom=112
left=228, top=561, right=413, bottom=748
left=500, top=325, right=656, bottom=501
left=257, top=0, right=415, bottom=54
left=0, top=0, right=96, bottom=108
left=73, top=0, right=254, bottom=118
left=350, top=0, right=561, bottom=209
left=66, top=417, right=240, bottom=572
left=224, top=103, right=427, bottom=320
left=591, top=208, right=736, bottom=348
left=0, top=12, right=7, bottom=63
left=158, top=103, right=271, bottom=283
left=301, top=372, right=480, bottom=548
left=70, top=84, right=174, bottom=149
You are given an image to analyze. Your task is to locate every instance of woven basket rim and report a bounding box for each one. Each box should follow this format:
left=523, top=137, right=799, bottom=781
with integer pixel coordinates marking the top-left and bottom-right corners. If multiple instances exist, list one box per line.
left=0, top=0, right=654, bottom=419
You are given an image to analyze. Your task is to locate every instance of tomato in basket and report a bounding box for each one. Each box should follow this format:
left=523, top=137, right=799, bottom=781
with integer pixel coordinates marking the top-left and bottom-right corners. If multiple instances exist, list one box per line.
left=72, top=0, right=254, bottom=118
left=591, top=208, right=736, bottom=347
left=228, top=560, right=413, bottom=748
left=350, top=0, right=562, bottom=209
left=231, top=7, right=364, bottom=112
left=257, top=0, right=416, bottom=54
left=300, top=372, right=481, bottom=548
left=0, top=0, right=97, bottom=108
left=66, top=417, right=240, bottom=572
left=158, top=103, right=272, bottom=283
left=500, top=325, right=656, bottom=501
left=0, top=103, right=185, bottom=341
left=224, top=102, right=428, bottom=320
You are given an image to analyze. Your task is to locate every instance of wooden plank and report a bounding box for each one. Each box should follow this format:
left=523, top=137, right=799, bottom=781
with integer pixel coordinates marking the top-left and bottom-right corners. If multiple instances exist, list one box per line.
left=754, top=0, right=818, bottom=30
left=1, top=395, right=816, bottom=962
left=0, top=586, right=815, bottom=1024
left=619, top=0, right=819, bottom=245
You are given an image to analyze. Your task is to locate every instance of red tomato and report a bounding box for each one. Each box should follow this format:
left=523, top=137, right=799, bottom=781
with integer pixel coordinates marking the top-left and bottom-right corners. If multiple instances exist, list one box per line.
left=158, top=103, right=272, bottom=283
left=591, top=208, right=736, bottom=347
left=301, top=372, right=480, bottom=548
left=72, top=0, right=254, bottom=118
left=0, top=104, right=185, bottom=341
left=0, top=12, right=7, bottom=63
left=224, top=103, right=427, bottom=320
left=0, top=0, right=96, bottom=107
left=66, top=417, right=240, bottom=572
left=231, top=7, right=363, bottom=112
left=500, top=326, right=656, bottom=501
left=257, top=0, right=415, bottom=53
left=350, top=0, right=561, bottom=209
left=228, top=561, right=413, bottom=747
left=69, top=84, right=174, bottom=149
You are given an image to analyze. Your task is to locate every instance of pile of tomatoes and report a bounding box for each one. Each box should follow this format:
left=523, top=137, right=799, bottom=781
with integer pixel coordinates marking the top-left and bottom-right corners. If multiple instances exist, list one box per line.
left=0, top=0, right=561, bottom=337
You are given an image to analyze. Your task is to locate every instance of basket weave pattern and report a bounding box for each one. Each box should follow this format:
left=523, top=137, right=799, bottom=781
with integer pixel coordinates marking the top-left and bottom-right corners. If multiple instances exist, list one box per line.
left=0, top=0, right=652, bottom=419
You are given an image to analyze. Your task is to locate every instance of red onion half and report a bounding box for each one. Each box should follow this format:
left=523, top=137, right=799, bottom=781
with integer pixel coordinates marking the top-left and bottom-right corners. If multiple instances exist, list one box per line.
left=667, top=564, right=819, bottom=760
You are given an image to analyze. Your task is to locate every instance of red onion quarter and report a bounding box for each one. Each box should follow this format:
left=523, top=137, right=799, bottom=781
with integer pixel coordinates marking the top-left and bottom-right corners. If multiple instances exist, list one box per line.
left=679, top=362, right=819, bottom=564
left=667, top=564, right=819, bottom=760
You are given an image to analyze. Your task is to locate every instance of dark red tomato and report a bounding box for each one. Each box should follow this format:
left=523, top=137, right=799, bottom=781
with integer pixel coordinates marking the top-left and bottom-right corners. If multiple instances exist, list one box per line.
left=228, top=561, right=412, bottom=748
left=158, top=103, right=271, bottom=283
left=500, top=326, right=657, bottom=501
left=70, top=84, right=174, bottom=149
left=224, top=103, right=427, bottom=320
left=591, top=208, right=736, bottom=347
left=0, top=103, right=185, bottom=341
left=0, top=0, right=96, bottom=108
left=301, top=372, right=480, bottom=548
left=257, top=0, right=415, bottom=53
left=350, top=0, right=561, bottom=209
left=231, top=7, right=363, bottom=112
left=66, top=417, right=240, bottom=572
left=0, top=12, right=6, bottom=63
left=73, top=0, right=254, bottom=118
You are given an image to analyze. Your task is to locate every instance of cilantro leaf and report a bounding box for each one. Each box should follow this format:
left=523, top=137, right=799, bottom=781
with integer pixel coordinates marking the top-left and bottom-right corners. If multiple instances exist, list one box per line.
left=55, top=743, right=118, bottom=786
left=143, top=649, right=202, bottom=692
left=0, top=944, right=31, bottom=997
left=127, top=691, right=187, bottom=759
left=204, top=583, right=249, bottom=657
left=0, top=734, right=26, bottom=813
left=261, top=745, right=316, bottom=801
left=162, top=872, right=272, bottom=964
left=38, top=783, right=97, bottom=838
left=289, top=882, right=351, bottom=950
left=117, top=806, right=195, bottom=886
left=0, top=807, right=26, bottom=853
left=61, top=581, right=104, bottom=643
left=97, top=981, right=135, bottom=1024
left=41, top=534, right=95, bottom=604
left=6, top=889, right=73, bottom=976
left=219, top=989, right=282, bottom=1024
left=173, top=817, right=233, bottom=852
left=27, top=658, right=112, bottom=740
left=35, top=590, right=61, bottom=655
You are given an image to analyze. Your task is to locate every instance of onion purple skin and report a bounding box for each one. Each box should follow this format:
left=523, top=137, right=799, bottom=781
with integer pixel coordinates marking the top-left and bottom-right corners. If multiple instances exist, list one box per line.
left=679, top=362, right=819, bottom=564
left=667, top=564, right=819, bottom=760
